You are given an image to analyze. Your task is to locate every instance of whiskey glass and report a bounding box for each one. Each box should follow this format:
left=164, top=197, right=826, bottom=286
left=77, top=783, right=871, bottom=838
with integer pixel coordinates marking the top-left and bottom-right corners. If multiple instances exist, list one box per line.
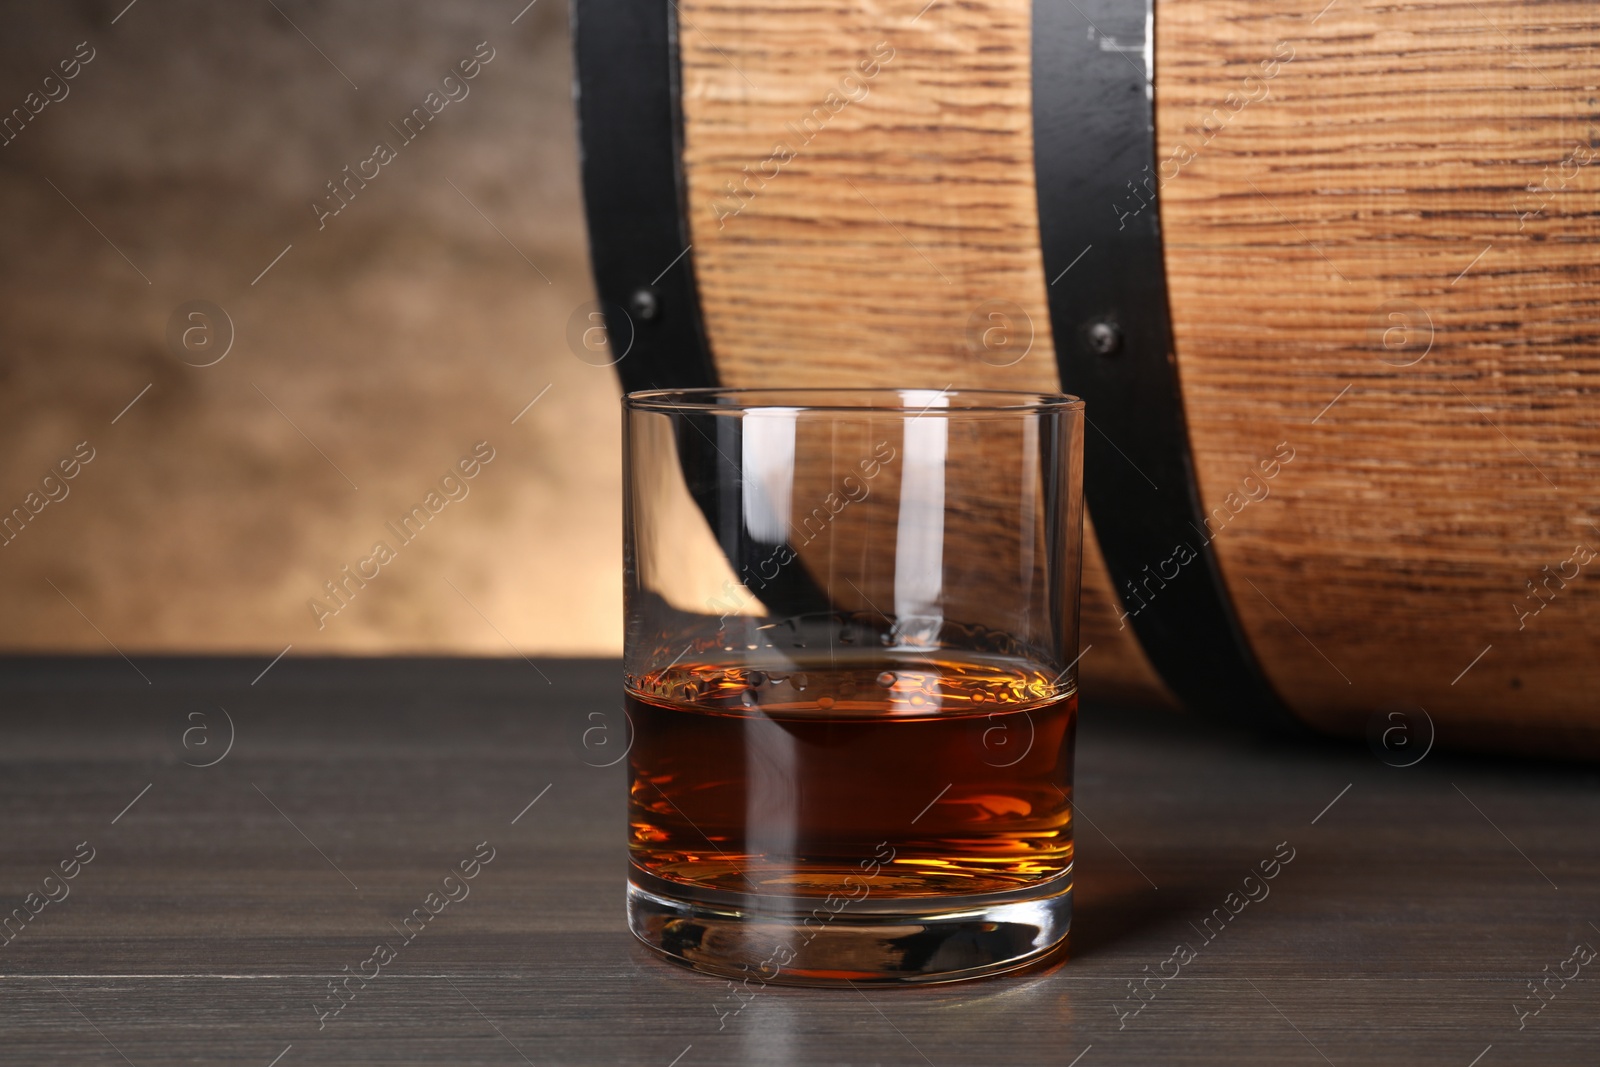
left=623, top=388, right=1085, bottom=985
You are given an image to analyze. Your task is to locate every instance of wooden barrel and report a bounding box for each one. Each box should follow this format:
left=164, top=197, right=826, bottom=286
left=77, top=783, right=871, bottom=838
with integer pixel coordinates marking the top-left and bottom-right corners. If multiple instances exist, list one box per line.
left=573, top=0, right=1600, bottom=759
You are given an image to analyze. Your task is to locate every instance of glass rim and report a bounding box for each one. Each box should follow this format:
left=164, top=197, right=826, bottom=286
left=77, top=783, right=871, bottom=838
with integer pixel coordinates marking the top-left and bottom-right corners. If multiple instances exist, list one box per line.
left=623, top=387, right=1085, bottom=414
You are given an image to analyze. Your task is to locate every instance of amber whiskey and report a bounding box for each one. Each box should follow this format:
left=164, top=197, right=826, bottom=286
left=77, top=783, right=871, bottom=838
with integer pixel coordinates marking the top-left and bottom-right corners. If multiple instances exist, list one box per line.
left=627, top=653, right=1075, bottom=899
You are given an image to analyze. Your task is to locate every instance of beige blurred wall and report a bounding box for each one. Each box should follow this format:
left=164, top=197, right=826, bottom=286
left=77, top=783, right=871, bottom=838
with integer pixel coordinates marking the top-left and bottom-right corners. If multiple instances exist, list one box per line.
left=0, top=0, right=622, bottom=655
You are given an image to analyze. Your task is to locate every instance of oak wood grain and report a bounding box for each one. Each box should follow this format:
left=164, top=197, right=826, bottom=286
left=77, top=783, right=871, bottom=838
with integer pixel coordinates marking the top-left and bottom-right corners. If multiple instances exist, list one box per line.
left=676, top=0, right=1600, bottom=749
left=1154, top=0, right=1600, bottom=751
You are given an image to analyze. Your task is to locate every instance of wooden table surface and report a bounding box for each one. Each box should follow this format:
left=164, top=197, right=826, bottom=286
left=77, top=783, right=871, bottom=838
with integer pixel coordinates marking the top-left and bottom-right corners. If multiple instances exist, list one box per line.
left=2, top=657, right=1596, bottom=1066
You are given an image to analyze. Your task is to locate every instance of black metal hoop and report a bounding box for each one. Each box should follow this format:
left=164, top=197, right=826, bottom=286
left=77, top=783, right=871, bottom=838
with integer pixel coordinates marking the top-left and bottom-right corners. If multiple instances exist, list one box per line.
left=1031, top=0, right=1299, bottom=731
left=572, top=0, right=718, bottom=393
left=572, top=0, right=1300, bottom=731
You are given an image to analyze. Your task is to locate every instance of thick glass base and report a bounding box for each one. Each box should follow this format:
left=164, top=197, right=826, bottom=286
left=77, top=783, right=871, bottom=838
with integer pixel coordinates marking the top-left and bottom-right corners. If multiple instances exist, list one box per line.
left=627, top=867, right=1071, bottom=986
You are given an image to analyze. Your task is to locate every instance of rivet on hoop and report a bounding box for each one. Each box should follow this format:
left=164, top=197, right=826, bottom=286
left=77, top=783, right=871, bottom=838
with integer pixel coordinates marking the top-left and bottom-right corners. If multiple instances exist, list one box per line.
left=629, top=287, right=660, bottom=322
left=1086, top=319, right=1122, bottom=356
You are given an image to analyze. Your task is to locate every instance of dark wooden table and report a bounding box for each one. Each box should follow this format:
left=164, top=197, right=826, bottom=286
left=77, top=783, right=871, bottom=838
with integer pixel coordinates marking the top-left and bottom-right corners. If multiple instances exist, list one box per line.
left=2, top=658, right=1596, bottom=1066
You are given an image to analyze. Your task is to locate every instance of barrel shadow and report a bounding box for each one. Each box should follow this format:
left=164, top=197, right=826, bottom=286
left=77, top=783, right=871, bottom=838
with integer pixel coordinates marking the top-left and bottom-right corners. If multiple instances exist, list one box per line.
left=1067, top=868, right=1202, bottom=962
